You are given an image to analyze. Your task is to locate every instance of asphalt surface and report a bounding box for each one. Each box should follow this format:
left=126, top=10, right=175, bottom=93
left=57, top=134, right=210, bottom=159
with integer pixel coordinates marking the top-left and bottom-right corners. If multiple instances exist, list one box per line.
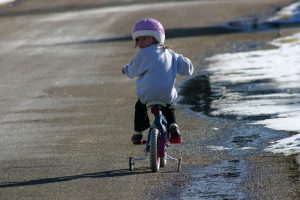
left=0, top=0, right=299, bottom=199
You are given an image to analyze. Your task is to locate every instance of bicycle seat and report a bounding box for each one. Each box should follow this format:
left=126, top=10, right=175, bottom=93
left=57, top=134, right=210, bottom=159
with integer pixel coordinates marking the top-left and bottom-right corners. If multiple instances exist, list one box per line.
left=146, top=101, right=167, bottom=107
left=147, top=101, right=167, bottom=115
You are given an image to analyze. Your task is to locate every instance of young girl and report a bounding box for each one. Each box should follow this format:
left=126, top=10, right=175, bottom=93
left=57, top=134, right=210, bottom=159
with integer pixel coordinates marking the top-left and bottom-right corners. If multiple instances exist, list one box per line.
left=122, top=18, right=194, bottom=144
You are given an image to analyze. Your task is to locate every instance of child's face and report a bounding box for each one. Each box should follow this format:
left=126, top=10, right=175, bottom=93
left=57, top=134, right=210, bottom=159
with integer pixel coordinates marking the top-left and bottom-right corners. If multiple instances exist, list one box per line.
left=136, top=36, right=155, bottom=48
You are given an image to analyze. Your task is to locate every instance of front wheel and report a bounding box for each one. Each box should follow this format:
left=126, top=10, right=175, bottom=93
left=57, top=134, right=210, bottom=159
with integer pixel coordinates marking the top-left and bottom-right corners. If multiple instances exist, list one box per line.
left=149, top=128, right=160, bottom=172
left=160, top=156, right=167, bottom=168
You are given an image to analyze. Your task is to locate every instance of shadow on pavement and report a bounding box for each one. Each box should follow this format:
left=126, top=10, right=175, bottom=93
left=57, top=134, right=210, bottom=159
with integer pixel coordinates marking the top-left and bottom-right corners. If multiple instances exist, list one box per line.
left=25, top=21, right=300, bottom=48
left=71, top=26, right=241, bottom=44
left=0, top=168, right=151, bottom=188
left=25, top=25, right=240, bottom=48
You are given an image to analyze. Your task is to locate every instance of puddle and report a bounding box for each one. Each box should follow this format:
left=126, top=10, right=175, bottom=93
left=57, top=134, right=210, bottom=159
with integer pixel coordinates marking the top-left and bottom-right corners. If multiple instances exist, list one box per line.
left=180, top=160, right=246, bottom=200
left=232, top=133, right=261, bottom=147
left=179, top=74, right=212, bottom=114
left=176, top=108, right=287, bottom=199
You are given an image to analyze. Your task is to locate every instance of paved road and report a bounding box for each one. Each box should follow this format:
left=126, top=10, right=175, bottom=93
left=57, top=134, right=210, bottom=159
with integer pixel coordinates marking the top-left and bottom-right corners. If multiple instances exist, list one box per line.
left=0, top=3, right=141, bottom=199
left=0, top=2, right=204, bottom=199
left=0, top=0, right=299, bottom=199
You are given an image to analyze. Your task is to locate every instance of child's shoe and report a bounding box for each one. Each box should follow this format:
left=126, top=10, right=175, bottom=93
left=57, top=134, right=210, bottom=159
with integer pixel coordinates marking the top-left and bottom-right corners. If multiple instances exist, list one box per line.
left=131, top=132, right=143, bottom=145
left=169, top=123, right=182, bottom=144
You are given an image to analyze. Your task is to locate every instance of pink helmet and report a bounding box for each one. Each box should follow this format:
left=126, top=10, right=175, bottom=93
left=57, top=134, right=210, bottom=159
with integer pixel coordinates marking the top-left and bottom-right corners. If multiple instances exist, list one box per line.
left=132, top=18, right=165, bottom=44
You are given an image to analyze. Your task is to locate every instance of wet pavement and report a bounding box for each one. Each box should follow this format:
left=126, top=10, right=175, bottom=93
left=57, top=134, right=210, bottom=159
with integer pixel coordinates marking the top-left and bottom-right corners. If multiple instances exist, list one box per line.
left=178, top=14, right=300, bottom=198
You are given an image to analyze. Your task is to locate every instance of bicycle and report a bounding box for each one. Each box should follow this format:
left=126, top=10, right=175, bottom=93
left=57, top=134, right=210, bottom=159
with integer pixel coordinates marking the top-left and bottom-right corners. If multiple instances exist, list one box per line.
left=128, top=101, right=182, bottom=172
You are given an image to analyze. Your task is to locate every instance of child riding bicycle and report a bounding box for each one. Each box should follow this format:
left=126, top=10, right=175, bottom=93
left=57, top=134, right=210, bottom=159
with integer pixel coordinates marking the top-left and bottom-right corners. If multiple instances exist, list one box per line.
left=122, top=18, right=194, bottom=145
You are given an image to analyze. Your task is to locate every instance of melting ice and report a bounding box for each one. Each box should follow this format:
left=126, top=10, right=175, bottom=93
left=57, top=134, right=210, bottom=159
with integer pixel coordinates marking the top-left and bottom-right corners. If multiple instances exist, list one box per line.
left=207, top=33, right=300, bottom=132
left=206, top=1, right=300, bottom=155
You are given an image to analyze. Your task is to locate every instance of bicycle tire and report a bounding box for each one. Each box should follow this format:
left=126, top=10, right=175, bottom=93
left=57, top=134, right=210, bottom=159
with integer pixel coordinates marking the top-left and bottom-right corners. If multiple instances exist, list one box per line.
left=150, top=128, right=160, bottom=172
left=129, top=157, right=134, bottom=171
left=160, top=156, right=167, bottom=168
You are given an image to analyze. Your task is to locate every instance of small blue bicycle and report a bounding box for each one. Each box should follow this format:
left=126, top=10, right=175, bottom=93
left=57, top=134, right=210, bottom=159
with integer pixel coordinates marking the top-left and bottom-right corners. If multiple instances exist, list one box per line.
left=129, top=102, right=182, bottom=172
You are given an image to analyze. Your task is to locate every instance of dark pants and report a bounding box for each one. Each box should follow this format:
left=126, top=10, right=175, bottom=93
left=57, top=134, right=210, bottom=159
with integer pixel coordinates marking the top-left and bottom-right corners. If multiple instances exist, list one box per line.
left=134, top=99, right=176, bottom=132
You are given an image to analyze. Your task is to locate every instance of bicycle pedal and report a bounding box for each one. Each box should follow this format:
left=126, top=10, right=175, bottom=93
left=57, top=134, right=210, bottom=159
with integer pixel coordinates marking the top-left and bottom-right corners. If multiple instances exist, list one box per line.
left=169, top=137, right=182, bottom=144
left=132, top=140, right=146, bottom=145
left=141, top=139, right=147, bottom=144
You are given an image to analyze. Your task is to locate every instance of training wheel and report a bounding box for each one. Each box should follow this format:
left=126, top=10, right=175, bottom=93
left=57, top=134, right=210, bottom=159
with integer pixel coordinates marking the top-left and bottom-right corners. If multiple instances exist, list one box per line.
left=129, top=157, right=135, bottom=171
left=177, top=157, right=182, bottom=172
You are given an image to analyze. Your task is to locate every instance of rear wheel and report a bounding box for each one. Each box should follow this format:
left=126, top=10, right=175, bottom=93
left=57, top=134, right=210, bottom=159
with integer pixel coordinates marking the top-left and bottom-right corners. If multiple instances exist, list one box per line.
left=149, top=128, right=160, bottom=172
left=129, top=157, right=134, bottom=171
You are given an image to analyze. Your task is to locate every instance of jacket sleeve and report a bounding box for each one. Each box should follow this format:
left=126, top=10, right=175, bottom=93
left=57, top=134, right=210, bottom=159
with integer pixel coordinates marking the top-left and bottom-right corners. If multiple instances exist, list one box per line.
left=176, top=53, right=194, bottom=76
left=122, top=50, right=148, bottom=79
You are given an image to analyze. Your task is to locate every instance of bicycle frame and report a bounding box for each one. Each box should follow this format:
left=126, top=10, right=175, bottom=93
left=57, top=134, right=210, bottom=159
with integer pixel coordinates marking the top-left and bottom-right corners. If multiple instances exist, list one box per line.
left=147, top=104, right=168, bottom=157
left=129, top=102, right=182, bottom=172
